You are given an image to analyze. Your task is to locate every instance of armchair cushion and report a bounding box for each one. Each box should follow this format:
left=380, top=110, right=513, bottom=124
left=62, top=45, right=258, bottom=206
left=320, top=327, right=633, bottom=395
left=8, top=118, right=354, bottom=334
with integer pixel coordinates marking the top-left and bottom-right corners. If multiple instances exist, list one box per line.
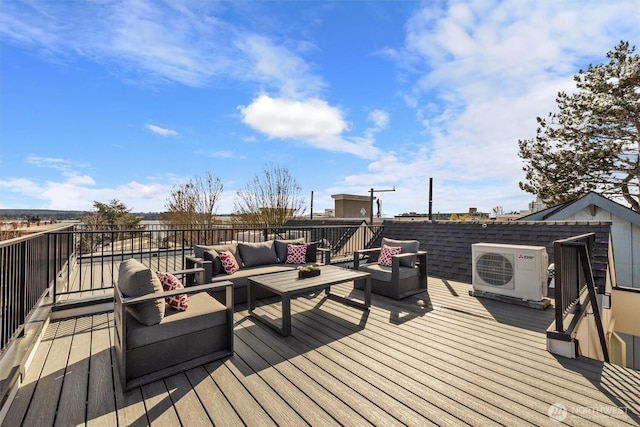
left=274, top=238, right=305, bottom=262
left=358, top=263, right=420, bottom=282
left=118, top=258, right=165, bottom=326
left=125, top=291, right=227, bottom=349
left=238, top=241, right=279, bottom=267
left=381, top=238, right=420, bottom=267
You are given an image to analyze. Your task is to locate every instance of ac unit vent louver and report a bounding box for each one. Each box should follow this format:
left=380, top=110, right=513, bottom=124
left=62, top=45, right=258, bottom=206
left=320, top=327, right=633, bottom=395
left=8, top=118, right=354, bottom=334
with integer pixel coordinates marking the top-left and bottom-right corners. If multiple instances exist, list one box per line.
left=475, top=253, right=514, bottom=287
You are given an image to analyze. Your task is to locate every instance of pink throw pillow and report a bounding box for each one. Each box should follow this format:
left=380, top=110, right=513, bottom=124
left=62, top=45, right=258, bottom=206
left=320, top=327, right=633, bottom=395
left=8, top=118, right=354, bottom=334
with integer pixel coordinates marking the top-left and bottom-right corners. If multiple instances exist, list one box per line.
left=378, top=244, right=402, bottom=267
left=286, top=244, right=307, bottom=264
left=219, top=250, right=240, bottom=274
left=155, top=271, right=189, bottom=311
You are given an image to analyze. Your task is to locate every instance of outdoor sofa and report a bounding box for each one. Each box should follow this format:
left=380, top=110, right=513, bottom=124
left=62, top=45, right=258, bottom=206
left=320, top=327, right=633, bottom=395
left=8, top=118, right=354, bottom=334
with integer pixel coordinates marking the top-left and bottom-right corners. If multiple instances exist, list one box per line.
left=187, top=239, right=331, bottom=305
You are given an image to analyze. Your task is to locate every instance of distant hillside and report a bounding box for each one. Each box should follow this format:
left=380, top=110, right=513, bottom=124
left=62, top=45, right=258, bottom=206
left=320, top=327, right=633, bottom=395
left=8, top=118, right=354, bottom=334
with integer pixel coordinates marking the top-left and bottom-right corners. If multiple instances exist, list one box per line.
left=0, top=209, right=162, bottom=221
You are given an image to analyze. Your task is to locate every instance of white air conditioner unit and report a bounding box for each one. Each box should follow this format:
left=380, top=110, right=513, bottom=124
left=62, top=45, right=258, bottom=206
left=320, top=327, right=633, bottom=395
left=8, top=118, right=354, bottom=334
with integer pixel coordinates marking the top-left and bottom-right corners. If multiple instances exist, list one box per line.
left=472, top=243, right=548, bottom=302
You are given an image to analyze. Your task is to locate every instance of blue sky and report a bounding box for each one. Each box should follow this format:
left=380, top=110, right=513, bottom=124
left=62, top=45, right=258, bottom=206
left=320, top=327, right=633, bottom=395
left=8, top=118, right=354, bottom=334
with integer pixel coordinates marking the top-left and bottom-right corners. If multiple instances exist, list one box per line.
left=1, top=1, right=638, bottom=216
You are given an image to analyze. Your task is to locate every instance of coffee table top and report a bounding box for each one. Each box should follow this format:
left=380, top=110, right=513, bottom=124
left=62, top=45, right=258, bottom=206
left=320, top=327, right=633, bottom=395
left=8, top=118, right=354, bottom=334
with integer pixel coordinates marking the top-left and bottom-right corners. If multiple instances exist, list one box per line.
left=248, top=265, right=369, bottom=295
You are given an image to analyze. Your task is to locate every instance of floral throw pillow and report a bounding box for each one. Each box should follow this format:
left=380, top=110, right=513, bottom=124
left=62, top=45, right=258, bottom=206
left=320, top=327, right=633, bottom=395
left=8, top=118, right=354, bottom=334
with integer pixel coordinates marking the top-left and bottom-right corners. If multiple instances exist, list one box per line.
left=219, top=250, right=240, bottom=274
left=286, top=244, right=307, bottom=264
left=155, top=271, right=189, bottom=311
left=377, top=244, right=402, bottom=267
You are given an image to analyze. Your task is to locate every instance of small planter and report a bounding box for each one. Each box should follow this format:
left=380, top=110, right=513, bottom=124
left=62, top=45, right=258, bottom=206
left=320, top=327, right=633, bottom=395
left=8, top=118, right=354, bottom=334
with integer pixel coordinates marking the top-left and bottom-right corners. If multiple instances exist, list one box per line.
left=298, top=269, right=321, bottom=279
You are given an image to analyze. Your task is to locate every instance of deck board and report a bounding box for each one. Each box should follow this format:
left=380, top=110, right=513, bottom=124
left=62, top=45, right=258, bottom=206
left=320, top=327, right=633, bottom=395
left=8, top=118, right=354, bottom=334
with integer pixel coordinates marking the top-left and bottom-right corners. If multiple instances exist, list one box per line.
left=86, top=313, right=117, bottom=427
left=54, top=316, right=91, bottom=427
left=184, top=366, right=244, bottom=427
left=164, top=373, right=214, bottom=426
left=5, top=276, right=640, bottom=426
left=3, top=322, right=58, bottom=426
left=23, top=318, right=74, bottom=427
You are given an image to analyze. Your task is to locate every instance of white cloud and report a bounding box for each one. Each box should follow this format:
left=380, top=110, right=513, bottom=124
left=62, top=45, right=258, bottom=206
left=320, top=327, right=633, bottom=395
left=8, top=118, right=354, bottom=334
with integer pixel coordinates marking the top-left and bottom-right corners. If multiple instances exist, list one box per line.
left=0, top=174, right=172, bottom=212
left=368, top=110, right=389, bottom=130
left=26, top=156, right=85, bottom=171
left=0, top=1, right=324, bottom=95
left=240, top=95, right=346, bottom=139
left=237, top=33, right=325, bottom=98
left=342, top=0, right=639, bottom=213
left=145, top=123, right=178, bottom=137
left=64, top=174, right=96, bottom=186
left=239, top=94, right=380, bottom=159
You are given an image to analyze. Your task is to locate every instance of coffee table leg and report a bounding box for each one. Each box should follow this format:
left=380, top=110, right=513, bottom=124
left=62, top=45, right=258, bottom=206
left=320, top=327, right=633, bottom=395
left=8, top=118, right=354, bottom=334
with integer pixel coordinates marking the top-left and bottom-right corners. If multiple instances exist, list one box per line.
left=364, top=277, right=371, bottom=308
left=282, top=295, right=291, bottom=336
left=248, top=281, right=255, bottom=312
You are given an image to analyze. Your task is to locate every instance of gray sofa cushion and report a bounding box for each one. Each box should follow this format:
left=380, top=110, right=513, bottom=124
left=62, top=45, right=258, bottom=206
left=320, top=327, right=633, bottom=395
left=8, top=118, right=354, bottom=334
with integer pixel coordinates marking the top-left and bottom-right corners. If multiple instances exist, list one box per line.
left=126, top=291, right=227, bottom=349
left=305, top=241, right=319, bottom=263
left=118, top=258, right=165, bottom=326
left=209, top=263, right=300, bottom=287
left=203, top=249, right=223, bottom=276
left=358, top=263, right=419, bottom=282
left=382, top=238, right=420, bottom=267
left=195, top=243, right=241, bottom=270
left=274, top=238, right=304, bottom=262
left=238, top=241, right=279, bottom=267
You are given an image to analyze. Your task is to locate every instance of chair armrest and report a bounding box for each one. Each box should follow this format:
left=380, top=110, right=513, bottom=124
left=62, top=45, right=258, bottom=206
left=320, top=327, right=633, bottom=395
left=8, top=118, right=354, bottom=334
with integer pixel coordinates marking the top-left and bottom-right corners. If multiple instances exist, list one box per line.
left=416, top=251, right=427, bottom=278
left=317, top=247, right=331, bottom=265
left=357, top=247, right=382, bottom=255
left=353, top=247, right=382, bottom=269
left=393, top=252, right=417, bottom=259
left=122, top=281, right=233, bottom=306
left=169, top=267, right=204, bottom=276
left=185, top=255, right=212, bottom=284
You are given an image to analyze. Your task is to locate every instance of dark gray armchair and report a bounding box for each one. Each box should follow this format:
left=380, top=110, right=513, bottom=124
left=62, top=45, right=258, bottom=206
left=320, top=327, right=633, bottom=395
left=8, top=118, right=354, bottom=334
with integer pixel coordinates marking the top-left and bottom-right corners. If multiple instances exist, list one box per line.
left=114, top=258, right=234, bottom=391
left=354, top=238, right=427, bottom=300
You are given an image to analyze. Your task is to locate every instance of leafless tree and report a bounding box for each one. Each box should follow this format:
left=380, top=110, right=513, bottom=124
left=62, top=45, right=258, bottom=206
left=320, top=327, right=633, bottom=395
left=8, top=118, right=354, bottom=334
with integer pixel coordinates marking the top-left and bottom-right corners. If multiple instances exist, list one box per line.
left=233, top=164, right=306, bottom=227
left=163, top=171, right=224, bottom=228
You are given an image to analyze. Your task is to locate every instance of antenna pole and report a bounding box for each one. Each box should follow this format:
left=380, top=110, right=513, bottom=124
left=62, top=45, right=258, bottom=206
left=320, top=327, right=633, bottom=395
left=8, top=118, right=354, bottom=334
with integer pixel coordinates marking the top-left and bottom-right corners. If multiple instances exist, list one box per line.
left=428, top=178, right=433, bottom=220
left=370, top=187, right=395, bottom=224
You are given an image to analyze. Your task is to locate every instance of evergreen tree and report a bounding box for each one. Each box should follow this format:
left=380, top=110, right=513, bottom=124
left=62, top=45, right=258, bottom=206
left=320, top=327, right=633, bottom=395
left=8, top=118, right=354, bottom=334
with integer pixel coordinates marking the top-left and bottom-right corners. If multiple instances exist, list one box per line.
left=518, top=41, right=640, bottom=211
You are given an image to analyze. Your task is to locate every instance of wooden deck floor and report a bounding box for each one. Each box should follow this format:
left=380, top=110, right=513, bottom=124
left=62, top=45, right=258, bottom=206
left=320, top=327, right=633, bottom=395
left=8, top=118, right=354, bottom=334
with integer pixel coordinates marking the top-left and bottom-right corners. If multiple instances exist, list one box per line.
left=4, top=276, right=640, bottom=426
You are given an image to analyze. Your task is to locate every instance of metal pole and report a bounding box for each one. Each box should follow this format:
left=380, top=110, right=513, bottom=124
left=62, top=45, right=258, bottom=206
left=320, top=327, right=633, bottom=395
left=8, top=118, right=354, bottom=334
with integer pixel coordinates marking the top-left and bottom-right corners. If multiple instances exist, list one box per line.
left=428, top=177, right=433, bottom=220
left=370, top=187, right=395, bottom=225
left=310, top=191, right=314, bottom=220
left=370, top=188, right=374, bottom=225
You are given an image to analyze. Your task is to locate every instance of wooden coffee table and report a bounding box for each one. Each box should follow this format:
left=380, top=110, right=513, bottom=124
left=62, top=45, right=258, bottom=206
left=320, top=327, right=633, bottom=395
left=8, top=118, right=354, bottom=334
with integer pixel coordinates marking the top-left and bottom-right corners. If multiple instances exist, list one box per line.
left=247, top=265, right=371, bottom=336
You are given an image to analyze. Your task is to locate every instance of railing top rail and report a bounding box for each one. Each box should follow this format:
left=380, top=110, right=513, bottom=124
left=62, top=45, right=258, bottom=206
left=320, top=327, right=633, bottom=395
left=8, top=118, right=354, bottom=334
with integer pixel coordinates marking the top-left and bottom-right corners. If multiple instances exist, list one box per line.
left=0, top=224, right=74, bottom=248
left=554, top=232, right=596, bottom=245
left=68, top=224, right=376, bottom=233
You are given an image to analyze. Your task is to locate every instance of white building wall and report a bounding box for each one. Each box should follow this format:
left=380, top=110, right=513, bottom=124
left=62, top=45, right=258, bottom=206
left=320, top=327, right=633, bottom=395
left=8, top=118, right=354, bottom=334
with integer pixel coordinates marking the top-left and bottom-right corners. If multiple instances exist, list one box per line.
left=567, top=206, right=639, bottom=288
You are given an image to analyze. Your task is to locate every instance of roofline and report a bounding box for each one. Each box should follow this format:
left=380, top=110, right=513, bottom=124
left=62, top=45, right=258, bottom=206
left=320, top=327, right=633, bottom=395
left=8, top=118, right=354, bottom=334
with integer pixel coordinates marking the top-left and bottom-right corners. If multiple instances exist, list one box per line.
left=518, top=192, right=640, bottom=225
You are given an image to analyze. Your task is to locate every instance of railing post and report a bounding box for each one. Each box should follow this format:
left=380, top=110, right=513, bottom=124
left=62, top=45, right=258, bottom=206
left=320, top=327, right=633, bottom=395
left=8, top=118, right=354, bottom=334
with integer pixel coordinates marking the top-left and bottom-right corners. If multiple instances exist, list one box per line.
left=577, top=245, right=609, bottom=363
left=553, top=240, right=564, bottom=333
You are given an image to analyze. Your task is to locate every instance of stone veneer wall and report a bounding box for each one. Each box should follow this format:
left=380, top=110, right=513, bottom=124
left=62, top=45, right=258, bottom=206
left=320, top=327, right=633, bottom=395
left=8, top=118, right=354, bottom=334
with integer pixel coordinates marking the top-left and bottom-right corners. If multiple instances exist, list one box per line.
left=376, top=220, right=611, bottom=291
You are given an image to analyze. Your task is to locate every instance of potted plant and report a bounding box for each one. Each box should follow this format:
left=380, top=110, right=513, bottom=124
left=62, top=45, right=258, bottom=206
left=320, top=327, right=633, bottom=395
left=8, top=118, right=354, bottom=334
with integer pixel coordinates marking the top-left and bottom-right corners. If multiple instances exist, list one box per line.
left=298, top=264, right=321, bottom=279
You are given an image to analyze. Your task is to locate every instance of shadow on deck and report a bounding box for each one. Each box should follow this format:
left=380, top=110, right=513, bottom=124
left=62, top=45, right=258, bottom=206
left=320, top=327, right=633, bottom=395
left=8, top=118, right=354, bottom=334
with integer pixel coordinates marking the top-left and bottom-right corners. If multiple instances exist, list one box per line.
left=3, top=278, right=640, bottom=426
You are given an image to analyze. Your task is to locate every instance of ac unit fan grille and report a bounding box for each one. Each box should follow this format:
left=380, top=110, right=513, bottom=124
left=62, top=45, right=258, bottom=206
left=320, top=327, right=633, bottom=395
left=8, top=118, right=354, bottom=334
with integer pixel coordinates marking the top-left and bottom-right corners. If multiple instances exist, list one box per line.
left=476, top=253, right=514, bottom=286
